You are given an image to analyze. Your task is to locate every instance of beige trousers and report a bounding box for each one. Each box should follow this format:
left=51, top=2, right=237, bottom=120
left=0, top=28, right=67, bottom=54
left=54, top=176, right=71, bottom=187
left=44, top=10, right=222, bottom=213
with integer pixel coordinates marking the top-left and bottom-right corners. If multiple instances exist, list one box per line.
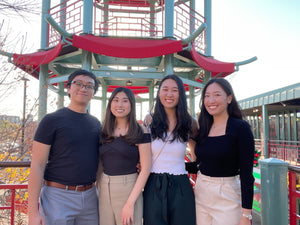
left=194, top=171, right=242, bottom=225
left=98, top=173, right=143, bottom=225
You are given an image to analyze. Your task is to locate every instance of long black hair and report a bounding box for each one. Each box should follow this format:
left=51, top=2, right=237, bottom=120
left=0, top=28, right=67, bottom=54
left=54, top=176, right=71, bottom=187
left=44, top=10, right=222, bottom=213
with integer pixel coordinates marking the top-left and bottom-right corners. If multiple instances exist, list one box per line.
left=150, top=74, right=192, bottom=142
left=195, top=78, right=243, bottom=142
left=100, top=87, right=143, bottom=145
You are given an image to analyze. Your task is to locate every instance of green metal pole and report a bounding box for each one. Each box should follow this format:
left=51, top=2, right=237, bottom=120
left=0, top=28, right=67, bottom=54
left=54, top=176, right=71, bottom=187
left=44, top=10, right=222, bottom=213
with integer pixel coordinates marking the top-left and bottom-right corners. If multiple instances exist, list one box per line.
left=56, top=0, right=66, bottom=110
left=189, top=86, right=195, bottom=117
left=40, top=0, right=50, bottom=50
left=58, top=82, right=65, bottom=109
left=38, top=0, right=51, bottom=122
left=101, top=84, right=107, bottom=121
left=260, top=158, right=289, bottom=225
left=164, top=0, right=174, bottom=38
left=204, top=0, right=211, bottom=81
left=287, top=111, right=291, bottom=141
left=102, top=0, right=109, bottom=35
left=275, top=112, right=280, bottom=140
left=38, top=65, right=48, bottom=122
left=149, top=85, right=154, bottom=112
left=204, top=0, right=211, bottom=56
left=292, top=110, right=297, bottom=141
left=164, top=0, right=174, bottom=75
left=83, top=0, right=93, bottom=34
left=82, top=50, right=92, bottom=112
left=149, top=0, right=155, bottom=37
left=262, top=104, right=269, bottom=158
left=82, top=0, right=94, bottom=112
left=190, top=0, right=195, bottom=33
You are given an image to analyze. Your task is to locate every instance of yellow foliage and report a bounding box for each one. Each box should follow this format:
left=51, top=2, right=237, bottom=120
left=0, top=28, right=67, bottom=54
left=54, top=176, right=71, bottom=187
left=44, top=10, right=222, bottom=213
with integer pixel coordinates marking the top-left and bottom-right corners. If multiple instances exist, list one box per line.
left=0, top=153, right=30, bottom=203
left=0, top=153, right=30, bottom=184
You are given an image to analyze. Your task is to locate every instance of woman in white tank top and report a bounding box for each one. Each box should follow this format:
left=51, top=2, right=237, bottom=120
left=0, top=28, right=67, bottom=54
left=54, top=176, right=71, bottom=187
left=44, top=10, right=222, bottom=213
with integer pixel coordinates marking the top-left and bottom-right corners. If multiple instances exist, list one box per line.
left=143, top=74, right=198, bottom=225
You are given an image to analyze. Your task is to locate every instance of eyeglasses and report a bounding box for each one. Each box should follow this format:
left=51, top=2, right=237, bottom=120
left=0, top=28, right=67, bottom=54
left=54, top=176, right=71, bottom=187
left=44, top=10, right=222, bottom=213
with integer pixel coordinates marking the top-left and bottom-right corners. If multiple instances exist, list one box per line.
left=71, top=81, right=95, bottom=91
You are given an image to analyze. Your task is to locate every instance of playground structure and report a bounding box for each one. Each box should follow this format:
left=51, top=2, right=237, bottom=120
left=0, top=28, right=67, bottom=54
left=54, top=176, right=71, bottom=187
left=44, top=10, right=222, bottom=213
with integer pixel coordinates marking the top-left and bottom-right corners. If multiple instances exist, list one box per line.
left=0, top=0, right=256, bottom=121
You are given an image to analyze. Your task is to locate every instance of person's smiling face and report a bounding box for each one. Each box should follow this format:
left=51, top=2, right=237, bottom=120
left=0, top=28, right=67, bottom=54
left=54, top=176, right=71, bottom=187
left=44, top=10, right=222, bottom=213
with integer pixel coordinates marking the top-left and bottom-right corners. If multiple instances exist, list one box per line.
left=110, top=91, right=131, bottom=119
left=158, top=78, right=179, bottom=110
left=204, top=82, right=232, bottom=117
left=67, top=75, right=95, bottom=106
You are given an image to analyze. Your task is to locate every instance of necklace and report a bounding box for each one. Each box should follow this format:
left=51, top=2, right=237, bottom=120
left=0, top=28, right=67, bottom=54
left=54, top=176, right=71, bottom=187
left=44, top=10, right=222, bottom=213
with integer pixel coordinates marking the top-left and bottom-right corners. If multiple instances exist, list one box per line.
left=115, top=125, right=128, bottom=136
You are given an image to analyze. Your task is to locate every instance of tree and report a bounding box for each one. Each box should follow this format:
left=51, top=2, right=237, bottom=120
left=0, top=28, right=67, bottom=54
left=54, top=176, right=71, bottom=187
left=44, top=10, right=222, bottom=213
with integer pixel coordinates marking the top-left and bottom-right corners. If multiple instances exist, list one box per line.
left=0, top=0, right=39, bottom=18
left=0, top=3, right=41, bottom=224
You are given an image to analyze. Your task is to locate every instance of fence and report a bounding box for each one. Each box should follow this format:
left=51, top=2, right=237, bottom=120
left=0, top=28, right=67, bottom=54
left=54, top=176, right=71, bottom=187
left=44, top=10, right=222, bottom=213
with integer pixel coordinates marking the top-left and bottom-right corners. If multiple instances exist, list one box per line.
left=269, top=140, right=300, bottom=165
left=0, top=161, right=30, bottom=225
left=2, top=141, right=300, bottom=224
left=48, top=0, right=206, bottom=51
left=289, top=165, right=300, bottom=225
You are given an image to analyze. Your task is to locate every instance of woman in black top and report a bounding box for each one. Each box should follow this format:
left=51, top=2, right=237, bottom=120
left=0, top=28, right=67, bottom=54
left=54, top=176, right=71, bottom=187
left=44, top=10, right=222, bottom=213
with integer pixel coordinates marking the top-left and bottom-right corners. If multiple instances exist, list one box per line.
left=97, top=87, right=151, bottom=225
left=192, top=78, right=254, bottom=225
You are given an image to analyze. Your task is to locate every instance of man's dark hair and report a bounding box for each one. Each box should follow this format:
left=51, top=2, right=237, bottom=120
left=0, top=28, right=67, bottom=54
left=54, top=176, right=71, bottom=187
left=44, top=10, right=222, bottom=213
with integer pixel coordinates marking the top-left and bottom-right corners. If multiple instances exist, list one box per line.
left=66, top=69, right=100, bottom=93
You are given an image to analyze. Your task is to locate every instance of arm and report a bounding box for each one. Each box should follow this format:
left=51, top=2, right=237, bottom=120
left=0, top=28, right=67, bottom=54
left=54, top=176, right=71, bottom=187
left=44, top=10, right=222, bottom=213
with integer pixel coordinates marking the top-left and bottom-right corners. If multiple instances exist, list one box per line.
left=239, top=208, right=252, bottom=225
left=187, top=139, right=197, bottom=162
left=237, top=121, right=255, bottom=225
left=143, top=114, right=152, bottom=131
left=95, top=159, right=103, bottom=188
left=121, top=128, right=152, bottom=225
left=28, top=141, right=50, bottom=225
left=187, top=117, right=198, bottom=161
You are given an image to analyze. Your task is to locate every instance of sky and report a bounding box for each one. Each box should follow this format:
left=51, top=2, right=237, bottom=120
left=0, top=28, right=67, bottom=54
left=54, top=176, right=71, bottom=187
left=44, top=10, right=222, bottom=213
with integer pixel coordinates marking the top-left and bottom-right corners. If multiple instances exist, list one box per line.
left=207, top=0, right=300, bottom=100
left=0, top=0, right=300, bottom=118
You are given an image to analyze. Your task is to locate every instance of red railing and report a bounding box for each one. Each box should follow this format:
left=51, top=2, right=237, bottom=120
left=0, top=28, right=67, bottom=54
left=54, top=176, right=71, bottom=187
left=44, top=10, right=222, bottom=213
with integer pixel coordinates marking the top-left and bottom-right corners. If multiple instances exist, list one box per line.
left=288, top=165, right=300, bottom=225
left=0, top=184, right=28, bottom=225
left=48, top=0, right=84, bottom=46
left=95, top=0, right=163, bottom=38
left=47, top=0, right=206, bottom=51
left=174, top=0, right=205, bottom=52
left=269, top=140, right=300, bottom=165
left=4, top=140, right=299, bottom=224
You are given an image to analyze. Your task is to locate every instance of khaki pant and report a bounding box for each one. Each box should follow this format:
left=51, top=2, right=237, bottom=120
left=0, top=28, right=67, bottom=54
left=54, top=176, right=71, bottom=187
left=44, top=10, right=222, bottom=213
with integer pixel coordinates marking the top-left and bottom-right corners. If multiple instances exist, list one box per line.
left=194, top=171, right=242, bottom=225
left=98, top=173, right=142, bottom=225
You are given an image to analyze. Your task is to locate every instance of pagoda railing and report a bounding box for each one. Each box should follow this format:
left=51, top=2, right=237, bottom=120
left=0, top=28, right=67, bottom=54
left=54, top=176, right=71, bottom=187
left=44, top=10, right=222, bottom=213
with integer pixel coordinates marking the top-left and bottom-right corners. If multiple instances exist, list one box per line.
left=48, top=0, right=206, bottom=52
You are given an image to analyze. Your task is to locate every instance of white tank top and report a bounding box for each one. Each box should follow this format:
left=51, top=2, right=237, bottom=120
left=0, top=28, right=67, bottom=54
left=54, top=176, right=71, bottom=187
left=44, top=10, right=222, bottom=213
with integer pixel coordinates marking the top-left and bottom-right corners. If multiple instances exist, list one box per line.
left=151, top=133, right=188, bottom=175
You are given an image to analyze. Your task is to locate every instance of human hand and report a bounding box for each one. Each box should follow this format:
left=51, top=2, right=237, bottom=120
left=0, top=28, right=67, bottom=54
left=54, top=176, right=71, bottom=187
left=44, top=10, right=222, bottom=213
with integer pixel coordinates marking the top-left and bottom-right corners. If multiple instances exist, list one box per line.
left=238, top=215, right=252, bottom=225
left=136, top=162, right=141, bottom=173
left=121, top=202, right=134, bottom=225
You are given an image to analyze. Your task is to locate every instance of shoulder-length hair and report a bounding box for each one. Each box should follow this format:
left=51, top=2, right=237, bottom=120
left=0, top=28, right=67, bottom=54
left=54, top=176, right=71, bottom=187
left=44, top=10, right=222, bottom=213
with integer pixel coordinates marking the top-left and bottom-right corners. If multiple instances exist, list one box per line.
left=150, top=74, right=192, bottom=142
left=195, top=78, right=243, bottom=142
left=100, top=87, right=143, bottom=145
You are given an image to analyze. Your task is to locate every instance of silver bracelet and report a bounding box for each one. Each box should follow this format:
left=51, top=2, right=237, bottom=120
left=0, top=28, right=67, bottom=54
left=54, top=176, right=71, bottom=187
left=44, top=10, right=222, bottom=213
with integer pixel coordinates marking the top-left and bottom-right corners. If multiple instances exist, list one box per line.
left=242, top=213, right=252, bottom=220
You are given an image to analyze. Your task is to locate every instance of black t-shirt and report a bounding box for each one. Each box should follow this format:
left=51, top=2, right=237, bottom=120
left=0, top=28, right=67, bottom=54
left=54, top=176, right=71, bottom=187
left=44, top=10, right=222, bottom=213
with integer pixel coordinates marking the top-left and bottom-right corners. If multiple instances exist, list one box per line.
left=99, top=133, right=151, bottom=176
left=34, top=107, right=101, bottom=185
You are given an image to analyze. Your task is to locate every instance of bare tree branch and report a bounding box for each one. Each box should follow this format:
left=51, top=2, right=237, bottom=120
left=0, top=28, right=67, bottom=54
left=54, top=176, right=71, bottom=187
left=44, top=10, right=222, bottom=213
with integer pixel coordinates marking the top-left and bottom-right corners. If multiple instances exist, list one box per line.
left=0, top=0, right=40, bottom=19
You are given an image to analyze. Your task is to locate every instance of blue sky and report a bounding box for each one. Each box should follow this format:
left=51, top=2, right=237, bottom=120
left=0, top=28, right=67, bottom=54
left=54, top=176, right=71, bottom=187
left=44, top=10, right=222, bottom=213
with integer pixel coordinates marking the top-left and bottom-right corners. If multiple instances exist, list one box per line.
left=203, top=0, right=300, bottom=100
left=1, top=0, right=300, bottom=117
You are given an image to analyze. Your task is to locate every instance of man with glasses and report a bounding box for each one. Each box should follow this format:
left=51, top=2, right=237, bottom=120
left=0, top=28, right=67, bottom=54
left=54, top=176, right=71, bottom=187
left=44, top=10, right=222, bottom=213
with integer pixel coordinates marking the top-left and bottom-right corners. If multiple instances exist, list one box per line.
left=28, top=70, right=101, bottom=225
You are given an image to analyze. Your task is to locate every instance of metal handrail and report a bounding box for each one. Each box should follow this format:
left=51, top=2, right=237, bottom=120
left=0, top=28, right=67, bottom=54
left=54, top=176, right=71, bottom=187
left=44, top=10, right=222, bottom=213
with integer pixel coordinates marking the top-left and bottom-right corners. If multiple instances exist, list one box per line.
left=0, top=184, right=28, bottom=225
left=0, top=161, right=31, bottom=168
left=288, top=169, right=300, bottom=225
